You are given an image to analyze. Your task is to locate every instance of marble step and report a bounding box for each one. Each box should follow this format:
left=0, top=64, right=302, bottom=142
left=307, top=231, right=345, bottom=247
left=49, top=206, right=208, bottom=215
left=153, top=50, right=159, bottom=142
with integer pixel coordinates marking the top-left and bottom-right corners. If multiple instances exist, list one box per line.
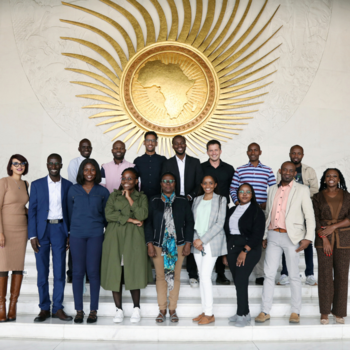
left=7, top=294, right=347, bottom=318
left=0, top=315, right=348, bottom=342
left=17, top=277, right=323, bottom=299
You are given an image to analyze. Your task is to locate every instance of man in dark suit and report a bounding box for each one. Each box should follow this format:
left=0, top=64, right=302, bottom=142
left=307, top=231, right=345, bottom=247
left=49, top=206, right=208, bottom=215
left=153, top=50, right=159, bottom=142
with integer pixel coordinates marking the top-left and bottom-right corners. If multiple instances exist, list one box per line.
left=28, top=154, right=73, bottom=322
left=162, top=135, right=203, bottom=287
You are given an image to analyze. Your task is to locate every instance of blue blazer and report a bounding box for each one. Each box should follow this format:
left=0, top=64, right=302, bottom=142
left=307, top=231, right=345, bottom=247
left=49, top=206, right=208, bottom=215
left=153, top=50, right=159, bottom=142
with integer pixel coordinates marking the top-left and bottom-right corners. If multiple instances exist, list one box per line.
left=28, top=176, right=73, bottom=240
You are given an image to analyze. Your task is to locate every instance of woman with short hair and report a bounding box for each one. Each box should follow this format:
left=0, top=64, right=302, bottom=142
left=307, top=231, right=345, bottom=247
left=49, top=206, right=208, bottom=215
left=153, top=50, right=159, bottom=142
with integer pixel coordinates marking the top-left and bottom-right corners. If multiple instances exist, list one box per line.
left=67, top=159, right=109, bottom=324
left=0, top=154, right=29, bottom=322
left=145, top=171, right=193, bottom=323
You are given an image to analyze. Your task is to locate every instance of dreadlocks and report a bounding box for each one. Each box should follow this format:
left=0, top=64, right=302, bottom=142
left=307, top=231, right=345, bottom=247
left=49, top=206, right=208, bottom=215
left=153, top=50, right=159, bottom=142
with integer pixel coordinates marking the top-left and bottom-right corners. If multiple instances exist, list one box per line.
left=319, top=168, right=347, bottom=191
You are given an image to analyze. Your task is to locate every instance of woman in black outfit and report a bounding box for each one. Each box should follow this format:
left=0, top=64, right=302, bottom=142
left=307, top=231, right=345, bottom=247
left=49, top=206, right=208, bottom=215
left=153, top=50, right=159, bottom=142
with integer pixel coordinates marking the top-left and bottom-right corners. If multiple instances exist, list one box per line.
left=223, top=183, right=265, bottom=327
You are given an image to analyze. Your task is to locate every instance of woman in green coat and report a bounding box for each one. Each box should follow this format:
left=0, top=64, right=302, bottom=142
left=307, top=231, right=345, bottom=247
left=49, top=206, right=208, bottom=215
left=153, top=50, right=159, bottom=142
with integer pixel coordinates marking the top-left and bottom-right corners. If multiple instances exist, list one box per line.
left=101, top=167, right=150, bottom=324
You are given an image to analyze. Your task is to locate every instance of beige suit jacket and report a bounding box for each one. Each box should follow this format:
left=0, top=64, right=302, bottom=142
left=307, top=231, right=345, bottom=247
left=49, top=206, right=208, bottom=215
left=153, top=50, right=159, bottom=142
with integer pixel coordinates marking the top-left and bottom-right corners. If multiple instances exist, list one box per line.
left=264, top=181, right=316, bottom=245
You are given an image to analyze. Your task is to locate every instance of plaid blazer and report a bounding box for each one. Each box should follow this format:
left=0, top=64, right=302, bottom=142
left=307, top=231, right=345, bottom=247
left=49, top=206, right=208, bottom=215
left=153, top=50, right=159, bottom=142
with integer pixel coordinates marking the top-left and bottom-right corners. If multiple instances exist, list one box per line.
left=191, top=193, right=227, bottom=257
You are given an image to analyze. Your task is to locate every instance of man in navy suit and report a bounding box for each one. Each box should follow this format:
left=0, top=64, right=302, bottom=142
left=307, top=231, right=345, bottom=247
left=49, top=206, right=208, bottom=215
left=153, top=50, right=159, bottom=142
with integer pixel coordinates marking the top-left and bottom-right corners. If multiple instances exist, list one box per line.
left=28, top=154, right=73, bottom=322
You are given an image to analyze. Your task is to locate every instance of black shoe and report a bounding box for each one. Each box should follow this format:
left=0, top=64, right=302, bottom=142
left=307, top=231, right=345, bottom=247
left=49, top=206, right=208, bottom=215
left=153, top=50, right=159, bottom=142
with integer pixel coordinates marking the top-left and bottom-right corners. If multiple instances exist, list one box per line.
left=34, top=309, right=51, bottom=322
left=52, top=309, right=73, bottom=321
left=86, top=278, right=90, bottom=284
left=255, top=277, right=264, bottom=285
left=216, top=273, right=230, bottom=285
left=74, top=310, right=85, bottom=324
left=87, top=310, right=97, bottom=324
left=67, top=276, right=72, bottom=283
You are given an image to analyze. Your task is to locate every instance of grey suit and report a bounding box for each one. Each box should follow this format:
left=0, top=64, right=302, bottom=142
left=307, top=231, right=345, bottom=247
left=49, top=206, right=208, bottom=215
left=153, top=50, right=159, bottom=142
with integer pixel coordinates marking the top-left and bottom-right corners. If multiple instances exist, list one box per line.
left=192, top=193, right=228, bottom=257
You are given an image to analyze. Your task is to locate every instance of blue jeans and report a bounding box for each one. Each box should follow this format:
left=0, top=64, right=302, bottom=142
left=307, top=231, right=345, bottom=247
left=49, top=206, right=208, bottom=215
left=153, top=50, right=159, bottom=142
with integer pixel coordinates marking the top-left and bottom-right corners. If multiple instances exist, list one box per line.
left=281, top=242, right=314, bottom=277
left=35, top=223, right=67, bottom=314
left=70, top=235, right=104, bottom=311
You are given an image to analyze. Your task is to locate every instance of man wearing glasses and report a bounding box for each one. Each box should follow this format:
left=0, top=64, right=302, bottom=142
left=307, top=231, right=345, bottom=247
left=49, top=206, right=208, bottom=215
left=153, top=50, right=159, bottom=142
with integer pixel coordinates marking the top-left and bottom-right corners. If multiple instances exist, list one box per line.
left=133, top=131, right=167, bottom=199
left=100, top=140, right=136, bottom=193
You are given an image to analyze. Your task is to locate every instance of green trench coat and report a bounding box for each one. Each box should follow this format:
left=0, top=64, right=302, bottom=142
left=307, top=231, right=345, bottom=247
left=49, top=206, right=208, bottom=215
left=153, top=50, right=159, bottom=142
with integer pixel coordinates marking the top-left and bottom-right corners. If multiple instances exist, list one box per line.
left=101, top=190, right=153, bottom=292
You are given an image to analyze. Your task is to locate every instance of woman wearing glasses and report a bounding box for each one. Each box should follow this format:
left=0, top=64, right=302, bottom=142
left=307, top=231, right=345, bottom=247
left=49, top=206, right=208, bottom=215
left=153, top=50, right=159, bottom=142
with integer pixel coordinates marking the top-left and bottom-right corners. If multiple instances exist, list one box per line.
left=0, top=154, right=29, bottom=322
left=67, top=159, right=109, bottom=324
left=145, top=172, right=194, bottom=323
left=191, top=175, right=227, bottom=325
left=101, top=167, right=150, bottom=323
left=223, top=183, right=265, bottom=327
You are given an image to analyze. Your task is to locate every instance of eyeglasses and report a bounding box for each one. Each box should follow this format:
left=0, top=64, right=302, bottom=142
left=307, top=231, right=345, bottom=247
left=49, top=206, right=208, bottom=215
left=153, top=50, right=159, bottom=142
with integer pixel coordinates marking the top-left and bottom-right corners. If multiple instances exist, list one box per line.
left=12, top=162, right=27, bottom=167
left=145, top=139, right=157, bottom=143
left=47, top=162, right=62, bottom=167
left=161, top=180, right=175, bottom=184
left=121, top=177, right=136, bottom=181
left=238, top=190, right=252, bottom=194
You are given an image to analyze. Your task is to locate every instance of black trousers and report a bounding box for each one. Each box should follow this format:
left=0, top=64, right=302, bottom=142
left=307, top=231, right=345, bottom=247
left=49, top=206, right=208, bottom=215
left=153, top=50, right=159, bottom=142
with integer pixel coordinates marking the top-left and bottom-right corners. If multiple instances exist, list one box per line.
left=186, top=253, right=198, bottom=279
left=227, top=235, right=261, bottom=316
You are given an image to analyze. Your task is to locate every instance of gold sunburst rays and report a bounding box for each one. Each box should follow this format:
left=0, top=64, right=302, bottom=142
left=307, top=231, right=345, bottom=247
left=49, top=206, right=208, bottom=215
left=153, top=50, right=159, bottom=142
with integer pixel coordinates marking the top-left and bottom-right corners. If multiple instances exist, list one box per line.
left=61, top=0, right=281, bottom=155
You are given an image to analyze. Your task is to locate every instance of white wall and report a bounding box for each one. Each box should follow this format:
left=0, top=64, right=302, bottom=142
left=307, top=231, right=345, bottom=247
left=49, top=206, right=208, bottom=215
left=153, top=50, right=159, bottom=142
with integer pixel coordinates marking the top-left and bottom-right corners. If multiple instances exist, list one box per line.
left=1, top=0, right=349, bottom=186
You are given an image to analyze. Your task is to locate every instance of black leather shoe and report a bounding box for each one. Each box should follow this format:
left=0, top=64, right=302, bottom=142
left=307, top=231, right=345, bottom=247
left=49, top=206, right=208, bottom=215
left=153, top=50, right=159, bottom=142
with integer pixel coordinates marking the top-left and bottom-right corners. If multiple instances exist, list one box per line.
left=74, top=310, right=85, bottom=324
left=255, top=277, right=264, bottom=285
left=34, top=310, right=51, bottom=322
left=52, top=309, right=73, bottom=321
left=216, top=273, right=230, bottom=285
left=67, top=276, right=72, bottom=283
left=87, top=310, right=97, bottom=324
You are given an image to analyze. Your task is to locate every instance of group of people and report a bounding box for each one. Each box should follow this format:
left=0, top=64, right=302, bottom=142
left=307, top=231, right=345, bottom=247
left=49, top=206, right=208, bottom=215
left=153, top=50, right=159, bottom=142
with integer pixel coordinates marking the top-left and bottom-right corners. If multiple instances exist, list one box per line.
left=0, top=131, right=349, bottom=328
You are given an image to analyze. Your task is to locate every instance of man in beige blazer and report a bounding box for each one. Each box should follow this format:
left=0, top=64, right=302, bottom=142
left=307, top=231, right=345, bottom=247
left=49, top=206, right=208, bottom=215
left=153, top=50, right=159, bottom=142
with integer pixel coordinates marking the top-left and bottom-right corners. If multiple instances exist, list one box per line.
left=255, top=161, right=316, bottom=324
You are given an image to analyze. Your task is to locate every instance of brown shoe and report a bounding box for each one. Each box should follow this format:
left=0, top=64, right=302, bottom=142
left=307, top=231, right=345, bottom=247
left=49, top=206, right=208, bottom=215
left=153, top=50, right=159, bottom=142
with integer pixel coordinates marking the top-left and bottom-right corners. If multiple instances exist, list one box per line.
left=52, top=309, right=73, bottom=321
left=255, top=312, right=270, bottom=323
left=198, top=315, right=215, bottom=325
left=34, top=309, right=51, bottom=322
left=7, top=274, right=23, bottom=321
left=192, top=312, right=205, bottom=322
left=0, top=276, right=8, bottom=322
left=289, top=313, right=300, bottom=323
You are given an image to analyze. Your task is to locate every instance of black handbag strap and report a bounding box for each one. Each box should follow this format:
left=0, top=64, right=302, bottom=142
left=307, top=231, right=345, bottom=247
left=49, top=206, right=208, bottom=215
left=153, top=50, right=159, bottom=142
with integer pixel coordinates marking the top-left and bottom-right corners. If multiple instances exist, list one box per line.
left=24, top=180, right=29, bottom=199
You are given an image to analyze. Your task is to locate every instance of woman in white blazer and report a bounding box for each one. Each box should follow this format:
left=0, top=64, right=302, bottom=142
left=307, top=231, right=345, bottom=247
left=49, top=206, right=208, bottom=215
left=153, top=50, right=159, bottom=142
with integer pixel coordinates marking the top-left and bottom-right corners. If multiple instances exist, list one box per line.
left=191, top=175, right=227, bottom=325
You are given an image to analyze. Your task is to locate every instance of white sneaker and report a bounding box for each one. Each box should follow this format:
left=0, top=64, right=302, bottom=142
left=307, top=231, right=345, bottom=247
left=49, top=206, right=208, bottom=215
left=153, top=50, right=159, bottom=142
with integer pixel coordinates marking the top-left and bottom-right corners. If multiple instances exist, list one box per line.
left=130, top=307, right=141, bottom=323
left=305, top=275, right=317, bottom=286
left=113, top=308, right=124, bottom=323
left=189, top=278, right=199, bottom=288
left=229, top=313, right=251, bottom=322
left=276, top=274, right=290, bottom=285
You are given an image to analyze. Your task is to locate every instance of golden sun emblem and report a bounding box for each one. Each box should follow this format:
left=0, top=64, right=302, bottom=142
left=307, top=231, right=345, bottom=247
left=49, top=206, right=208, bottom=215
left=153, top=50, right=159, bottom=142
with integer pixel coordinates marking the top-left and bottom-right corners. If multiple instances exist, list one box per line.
left=61, top=0, right=281, bottom=156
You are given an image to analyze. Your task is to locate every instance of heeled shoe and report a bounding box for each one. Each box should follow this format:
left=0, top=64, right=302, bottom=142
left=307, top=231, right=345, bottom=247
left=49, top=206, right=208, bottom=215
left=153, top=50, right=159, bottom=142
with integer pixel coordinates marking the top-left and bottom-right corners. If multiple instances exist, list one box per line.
left=335, top=317, right=344, bottom=324
left=320, top=318, right=329, bottom=325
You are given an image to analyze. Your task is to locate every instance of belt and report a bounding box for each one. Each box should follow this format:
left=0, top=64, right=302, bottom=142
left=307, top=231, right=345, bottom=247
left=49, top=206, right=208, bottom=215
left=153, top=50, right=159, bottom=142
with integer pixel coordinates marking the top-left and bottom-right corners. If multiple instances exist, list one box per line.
left=47, top=219, right=63, bottom=224
left=273, top=228, right=287, bottom=233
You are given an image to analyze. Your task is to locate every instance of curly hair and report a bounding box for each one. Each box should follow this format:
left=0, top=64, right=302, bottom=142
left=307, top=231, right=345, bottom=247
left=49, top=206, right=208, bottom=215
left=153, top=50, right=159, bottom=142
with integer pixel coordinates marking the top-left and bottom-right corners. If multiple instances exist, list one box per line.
left=118, top=167, right=139, bottom=191
left=319, top=168, right=347, bottom=191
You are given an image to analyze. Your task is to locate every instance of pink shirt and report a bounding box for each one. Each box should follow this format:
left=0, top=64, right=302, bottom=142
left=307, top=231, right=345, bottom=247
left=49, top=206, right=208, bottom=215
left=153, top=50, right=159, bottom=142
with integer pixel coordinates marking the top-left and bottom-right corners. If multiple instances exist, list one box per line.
left=101, top=159, right=135, bottom=194
left=268, top=181, right=293, bottom=230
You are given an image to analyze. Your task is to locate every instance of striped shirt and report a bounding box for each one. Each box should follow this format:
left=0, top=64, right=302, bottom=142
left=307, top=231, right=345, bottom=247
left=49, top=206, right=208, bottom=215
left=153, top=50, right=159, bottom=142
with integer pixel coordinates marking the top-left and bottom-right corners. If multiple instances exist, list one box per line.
left=230, top=162, right=276, bottom=204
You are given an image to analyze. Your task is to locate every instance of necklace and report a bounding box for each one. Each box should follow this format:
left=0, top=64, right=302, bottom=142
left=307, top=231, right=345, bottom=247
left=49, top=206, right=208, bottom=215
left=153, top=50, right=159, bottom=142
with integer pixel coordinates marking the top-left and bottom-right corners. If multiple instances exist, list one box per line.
left=12, top=178, right=21, bottom=189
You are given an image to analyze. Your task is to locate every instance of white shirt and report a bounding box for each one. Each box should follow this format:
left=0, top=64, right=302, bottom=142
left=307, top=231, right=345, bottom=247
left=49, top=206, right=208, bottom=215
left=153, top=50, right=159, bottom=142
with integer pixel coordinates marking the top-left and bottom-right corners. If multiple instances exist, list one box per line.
left=229, top=202, right=251, bottom=235
left=176, top=155, right=186, bottom=196
left=47, top=176, right=63, bottom=220
left=67, top=155, right=85, bottom=184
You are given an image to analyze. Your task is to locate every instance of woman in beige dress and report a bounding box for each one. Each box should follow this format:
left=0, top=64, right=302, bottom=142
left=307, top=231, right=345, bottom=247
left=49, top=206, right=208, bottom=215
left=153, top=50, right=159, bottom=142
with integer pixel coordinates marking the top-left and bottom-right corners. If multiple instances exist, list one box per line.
left=0, top=154, right=29, bottom=322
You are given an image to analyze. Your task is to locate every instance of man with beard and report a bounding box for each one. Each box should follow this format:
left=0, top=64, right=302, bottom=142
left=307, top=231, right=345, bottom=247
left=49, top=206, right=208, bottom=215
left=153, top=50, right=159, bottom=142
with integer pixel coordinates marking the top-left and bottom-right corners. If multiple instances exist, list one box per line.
left=28, top=154, right=73, bottom=322
left=101, top=140, right=136, bottom=193
left=162, top=135, right=203, bottom=288
left=133, top=131, right=167, bottom=199
left=276, top=145, right=318, bottom=286
left=255, top=161, right=315, bottom=324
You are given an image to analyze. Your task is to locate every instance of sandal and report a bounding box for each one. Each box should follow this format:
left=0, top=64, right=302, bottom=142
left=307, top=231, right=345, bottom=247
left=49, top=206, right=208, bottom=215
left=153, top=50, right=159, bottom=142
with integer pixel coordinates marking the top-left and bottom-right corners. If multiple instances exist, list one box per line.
left=74, top=310, right=85, bottom=324
left=156, top=311, right=166, bottom=323
left=87, top=310, right=98, bottom=324
left=169, top=311, right=179, bottom=323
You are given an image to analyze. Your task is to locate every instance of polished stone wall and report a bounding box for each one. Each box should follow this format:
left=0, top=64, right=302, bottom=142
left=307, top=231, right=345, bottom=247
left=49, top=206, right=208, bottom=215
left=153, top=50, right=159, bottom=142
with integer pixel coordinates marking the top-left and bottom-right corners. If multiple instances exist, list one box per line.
left=1, top=0, right=349, bottom=187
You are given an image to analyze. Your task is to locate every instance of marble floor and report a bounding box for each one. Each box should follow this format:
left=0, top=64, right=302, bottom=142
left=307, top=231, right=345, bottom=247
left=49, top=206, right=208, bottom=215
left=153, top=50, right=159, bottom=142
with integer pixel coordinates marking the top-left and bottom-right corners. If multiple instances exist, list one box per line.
left=1, top=339, right=350, bottom=350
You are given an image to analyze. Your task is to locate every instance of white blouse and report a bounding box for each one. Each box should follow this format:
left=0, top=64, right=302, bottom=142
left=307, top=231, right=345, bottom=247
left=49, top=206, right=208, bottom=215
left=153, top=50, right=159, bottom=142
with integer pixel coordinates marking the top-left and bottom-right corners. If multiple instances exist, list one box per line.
left=229, top=202, right=251, bottom=235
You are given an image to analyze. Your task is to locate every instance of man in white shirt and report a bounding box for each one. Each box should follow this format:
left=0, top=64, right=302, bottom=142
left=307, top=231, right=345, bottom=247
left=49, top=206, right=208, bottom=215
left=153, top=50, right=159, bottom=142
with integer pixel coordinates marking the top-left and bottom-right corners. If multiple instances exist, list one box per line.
left=28, top=154, right=73, bottom=322
left=66, top=138, right=93, bottom=282
left=67, top=139, right=93, bottom=184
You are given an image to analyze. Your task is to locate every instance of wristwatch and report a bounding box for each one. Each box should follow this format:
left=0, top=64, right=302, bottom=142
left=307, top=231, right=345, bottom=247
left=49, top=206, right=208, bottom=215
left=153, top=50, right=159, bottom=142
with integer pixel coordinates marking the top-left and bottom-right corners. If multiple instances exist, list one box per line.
left=242, top=248, right=249, bottom=254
